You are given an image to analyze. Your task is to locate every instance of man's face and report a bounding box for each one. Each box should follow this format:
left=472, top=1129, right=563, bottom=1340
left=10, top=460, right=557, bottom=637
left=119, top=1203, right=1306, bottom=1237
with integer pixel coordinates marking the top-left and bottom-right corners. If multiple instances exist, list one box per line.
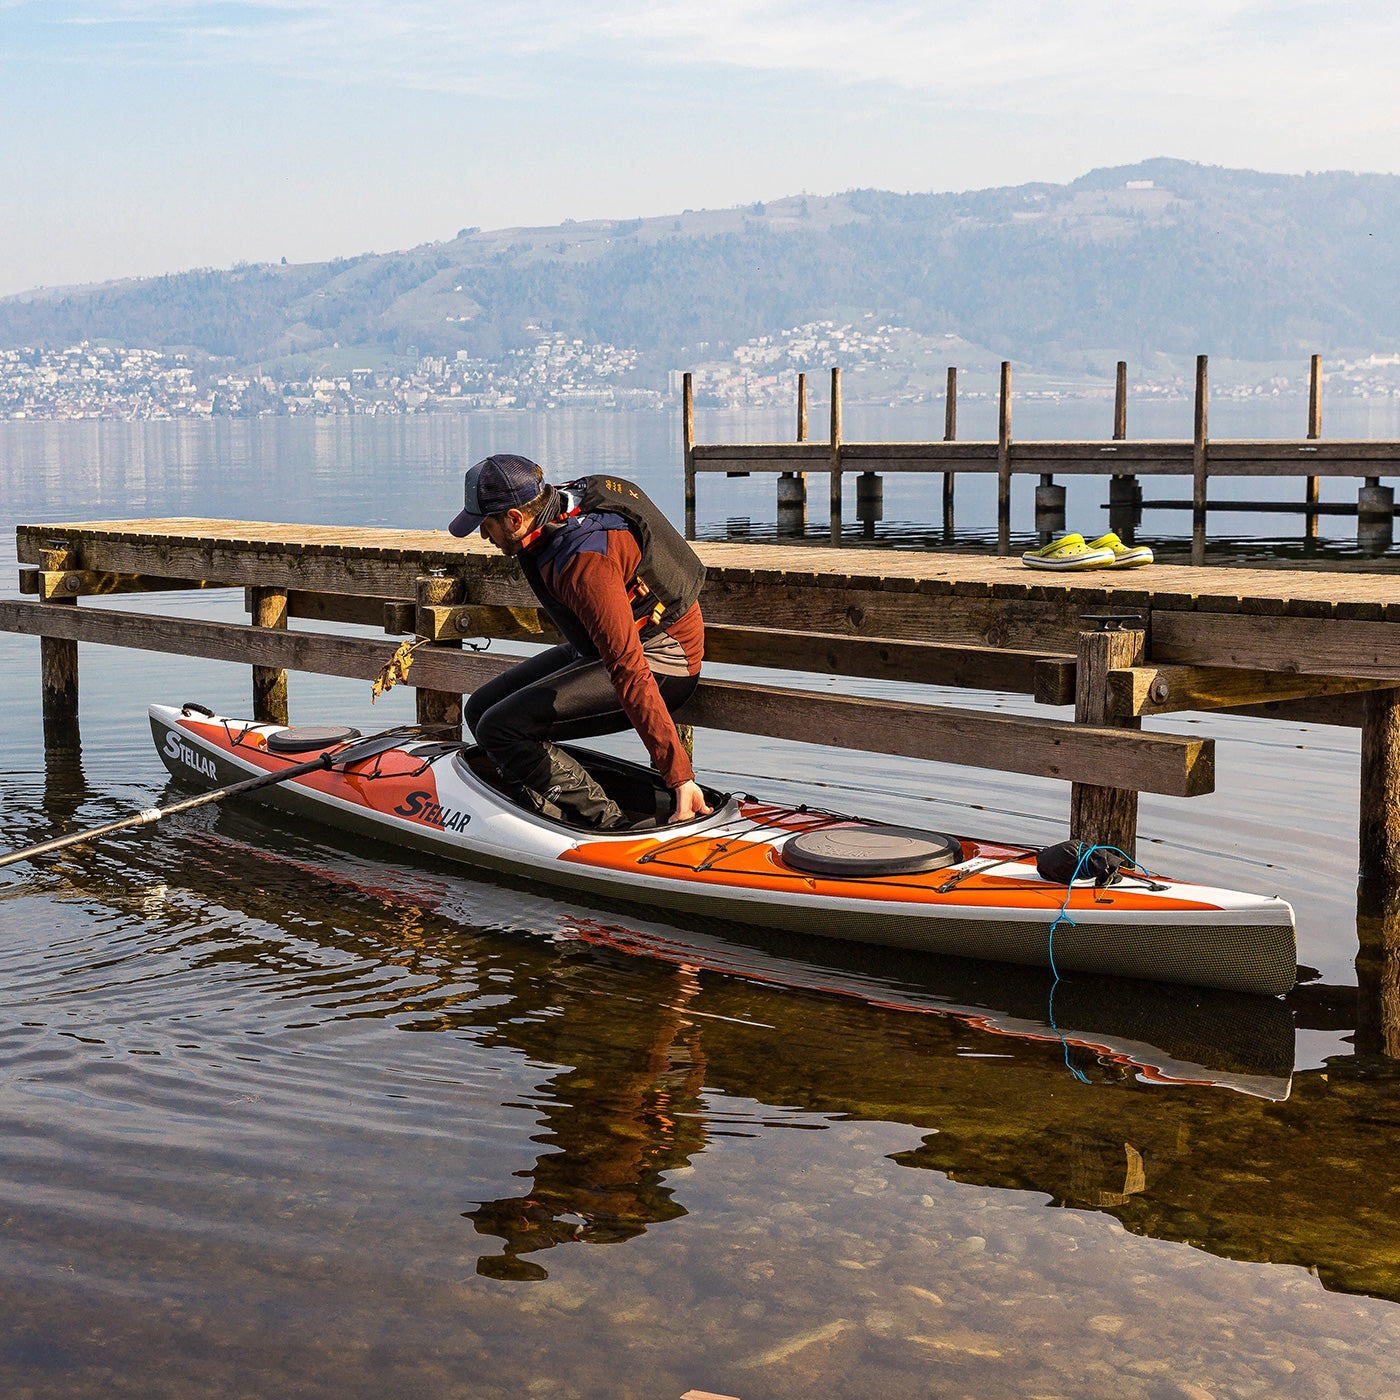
left=480, top=508, right=527, bottom=556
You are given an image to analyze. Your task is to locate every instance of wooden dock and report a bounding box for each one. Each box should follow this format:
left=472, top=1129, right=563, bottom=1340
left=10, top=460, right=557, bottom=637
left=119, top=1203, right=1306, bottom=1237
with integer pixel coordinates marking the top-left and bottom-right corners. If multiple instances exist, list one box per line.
left=5, top=516, right=1400, bottom=1019
left=684, top=357, right=1400, bottom=560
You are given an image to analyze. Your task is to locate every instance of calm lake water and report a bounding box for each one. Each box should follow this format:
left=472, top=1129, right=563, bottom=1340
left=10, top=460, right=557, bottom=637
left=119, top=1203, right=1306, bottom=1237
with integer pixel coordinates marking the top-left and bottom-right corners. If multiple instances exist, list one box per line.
left=3, top=404, right=1400, bottom=1398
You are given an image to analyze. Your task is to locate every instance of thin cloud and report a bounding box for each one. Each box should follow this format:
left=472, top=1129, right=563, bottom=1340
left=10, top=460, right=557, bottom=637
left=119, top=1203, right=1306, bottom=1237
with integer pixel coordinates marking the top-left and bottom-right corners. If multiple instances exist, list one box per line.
left=19, top=0, right=1400, bottom=110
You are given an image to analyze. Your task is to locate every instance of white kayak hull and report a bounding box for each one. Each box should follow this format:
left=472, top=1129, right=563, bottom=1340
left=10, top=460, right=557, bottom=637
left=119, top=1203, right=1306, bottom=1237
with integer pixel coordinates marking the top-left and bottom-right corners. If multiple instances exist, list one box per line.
left=149, top=704, right=1298, bottom=997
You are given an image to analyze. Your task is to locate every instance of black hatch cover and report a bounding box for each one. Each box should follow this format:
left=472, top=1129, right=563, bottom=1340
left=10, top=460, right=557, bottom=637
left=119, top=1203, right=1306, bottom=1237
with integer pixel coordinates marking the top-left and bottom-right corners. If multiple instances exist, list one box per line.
left=266, top=724, right=363, bottom=754
left=782, top=825, right=961, bottom=878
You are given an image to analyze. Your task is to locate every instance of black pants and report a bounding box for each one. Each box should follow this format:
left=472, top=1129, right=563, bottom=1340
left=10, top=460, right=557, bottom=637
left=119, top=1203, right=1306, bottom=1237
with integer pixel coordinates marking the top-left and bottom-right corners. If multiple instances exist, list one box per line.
left=464, top=643, right=699, bottom=826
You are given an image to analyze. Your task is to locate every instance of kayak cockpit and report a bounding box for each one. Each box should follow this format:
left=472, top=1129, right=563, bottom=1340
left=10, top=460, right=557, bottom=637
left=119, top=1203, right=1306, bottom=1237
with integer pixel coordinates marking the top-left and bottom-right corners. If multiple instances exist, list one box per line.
left=452, top=742, right=731, bottom=834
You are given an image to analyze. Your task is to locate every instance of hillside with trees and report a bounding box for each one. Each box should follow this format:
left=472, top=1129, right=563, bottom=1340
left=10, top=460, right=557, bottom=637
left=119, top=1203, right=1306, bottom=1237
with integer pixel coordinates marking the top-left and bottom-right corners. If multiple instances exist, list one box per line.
left=3, top=159, right=1398, bottom=380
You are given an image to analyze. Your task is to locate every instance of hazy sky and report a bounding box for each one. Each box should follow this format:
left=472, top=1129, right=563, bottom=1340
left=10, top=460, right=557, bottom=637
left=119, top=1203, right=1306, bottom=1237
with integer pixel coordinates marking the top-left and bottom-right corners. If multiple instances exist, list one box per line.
left=3, top=1, right=1398, bottom=296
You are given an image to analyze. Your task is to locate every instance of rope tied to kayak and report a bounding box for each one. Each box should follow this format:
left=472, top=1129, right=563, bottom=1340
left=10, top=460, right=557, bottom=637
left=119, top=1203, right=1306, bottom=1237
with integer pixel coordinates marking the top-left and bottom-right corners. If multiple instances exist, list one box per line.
left=1045, top=842, right=1159, bottom=1085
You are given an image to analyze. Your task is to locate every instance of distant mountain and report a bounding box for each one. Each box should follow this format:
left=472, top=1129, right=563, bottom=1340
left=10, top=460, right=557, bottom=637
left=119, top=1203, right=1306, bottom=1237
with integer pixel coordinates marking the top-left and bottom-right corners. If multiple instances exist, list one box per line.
left=4, top=159, right=1399, bottom=378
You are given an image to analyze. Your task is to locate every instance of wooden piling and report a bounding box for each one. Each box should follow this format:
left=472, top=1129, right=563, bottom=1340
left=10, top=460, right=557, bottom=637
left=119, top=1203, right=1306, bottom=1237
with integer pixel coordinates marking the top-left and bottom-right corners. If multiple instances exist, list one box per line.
left=1358, top=686, right=1400, bottom=1054
left=683, top=372, right=696, bottom=540
left=996, top=362, right=1012, bottom=556
left=1192, top=355, right=1209, bottom=566
left=1359, top=688, right=1400, bottom=900
left=1355, top=907, right=1400, bottom=1059
left=1306, top=354, right=1322, bottom=542
left=415, top=572, right=464, bottom=737
left=1114, top=361, right=1127, bottom=440
left=39, top=543, right=80, bottom=749
left=943, top=366, right=957, bottom=535
left=1070, top=622, right=1146, bottom=858
left=777, top=372, right=809, bottom=535
left=250, top=586, right=290, bottom=725
left=829, top=367, right=843, bottom=546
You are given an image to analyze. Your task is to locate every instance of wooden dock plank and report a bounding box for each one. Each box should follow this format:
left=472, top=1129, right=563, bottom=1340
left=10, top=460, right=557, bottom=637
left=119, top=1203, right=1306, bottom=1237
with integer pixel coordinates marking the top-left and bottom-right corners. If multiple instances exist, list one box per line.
left=18, top=519, right=1400, bottom=623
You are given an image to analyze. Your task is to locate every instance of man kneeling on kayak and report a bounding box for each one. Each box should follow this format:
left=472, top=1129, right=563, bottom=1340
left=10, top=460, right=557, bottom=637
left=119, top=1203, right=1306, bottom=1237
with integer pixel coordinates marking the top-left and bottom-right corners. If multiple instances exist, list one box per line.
left=448, top=453, right=712, bottom=829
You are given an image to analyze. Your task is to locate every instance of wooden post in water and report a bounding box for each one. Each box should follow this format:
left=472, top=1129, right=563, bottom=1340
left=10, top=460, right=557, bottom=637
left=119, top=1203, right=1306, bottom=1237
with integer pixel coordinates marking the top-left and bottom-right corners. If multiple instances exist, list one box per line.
left=415, top=572, right=464, bottom=738
left=942, top=366, right=957, bottom=536
left=682, top=372, right=696, bottom=540
left=250, top=586, right=290, bottom=725
left=776, top=372, right=809, bottom=535
left=829, top=367, right=843, bottom=546
left=1069, top=621, right=1145, bottom=858
left=1192, top=355, right=1209, bottom=566
left=1358, top=687, right=1400, bottom=1058
left=39, top=542, right=80, bottom=749
left=996, top=361, right=1012, bottom=556
left=1359, top=688, right=1400, bottom=903
left=1306, top=354, right=1323, bottom=542
left=1108, top=360, right=1142, bottom=541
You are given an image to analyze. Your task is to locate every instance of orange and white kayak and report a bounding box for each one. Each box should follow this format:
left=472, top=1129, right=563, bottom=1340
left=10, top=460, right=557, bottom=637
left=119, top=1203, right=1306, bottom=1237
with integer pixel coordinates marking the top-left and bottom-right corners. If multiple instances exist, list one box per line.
left=150, top=703, right=1297, bottom=997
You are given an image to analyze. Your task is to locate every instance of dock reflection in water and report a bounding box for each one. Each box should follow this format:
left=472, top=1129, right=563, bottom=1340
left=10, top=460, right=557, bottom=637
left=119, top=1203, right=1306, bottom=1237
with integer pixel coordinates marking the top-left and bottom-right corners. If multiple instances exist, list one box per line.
left=5, top=754, right=1400, bottom=1396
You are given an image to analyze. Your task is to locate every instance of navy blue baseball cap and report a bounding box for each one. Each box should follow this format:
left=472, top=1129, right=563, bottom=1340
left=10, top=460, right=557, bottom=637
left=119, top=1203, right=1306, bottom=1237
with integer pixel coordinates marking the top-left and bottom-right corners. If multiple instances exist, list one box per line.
left=448, top=453, right=543, bottom=537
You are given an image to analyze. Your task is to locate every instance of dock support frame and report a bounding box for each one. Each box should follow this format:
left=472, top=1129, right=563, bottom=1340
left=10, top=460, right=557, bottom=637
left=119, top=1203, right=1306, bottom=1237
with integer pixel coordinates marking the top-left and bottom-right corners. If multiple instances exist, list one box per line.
left=39, top=543, right=80, bottom=750
left=1070, top=621, right=1146, bottom=858
left=251, top=586, right=290, bottom=725
left=416, top=572, right=464, bottom=738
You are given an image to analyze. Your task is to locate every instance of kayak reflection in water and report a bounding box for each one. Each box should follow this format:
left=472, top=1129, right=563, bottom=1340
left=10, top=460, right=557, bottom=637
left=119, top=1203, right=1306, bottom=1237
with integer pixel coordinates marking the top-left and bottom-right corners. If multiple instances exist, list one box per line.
left=449, top=453, right=713, bottom=830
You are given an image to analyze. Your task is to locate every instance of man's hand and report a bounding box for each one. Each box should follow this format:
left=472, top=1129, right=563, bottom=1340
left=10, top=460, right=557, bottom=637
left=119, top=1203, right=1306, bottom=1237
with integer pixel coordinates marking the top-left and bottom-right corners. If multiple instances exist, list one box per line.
left=669, top=778, right=714, bottom=824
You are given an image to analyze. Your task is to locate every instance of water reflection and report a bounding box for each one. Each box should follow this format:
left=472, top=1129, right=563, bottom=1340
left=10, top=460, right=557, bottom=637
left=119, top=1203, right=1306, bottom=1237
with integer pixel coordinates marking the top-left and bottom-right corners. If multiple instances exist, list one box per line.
left=467, top=963, right=708, bottom=1282
left=8, top=773, right=1400, bottom=1306
left=1356, top=897, right=1400, bottom=1059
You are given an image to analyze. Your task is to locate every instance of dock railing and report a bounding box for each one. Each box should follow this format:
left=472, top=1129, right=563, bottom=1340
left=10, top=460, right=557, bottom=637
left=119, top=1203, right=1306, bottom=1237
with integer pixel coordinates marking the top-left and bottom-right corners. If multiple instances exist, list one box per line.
left=684, top=356, right=1400, bottom=561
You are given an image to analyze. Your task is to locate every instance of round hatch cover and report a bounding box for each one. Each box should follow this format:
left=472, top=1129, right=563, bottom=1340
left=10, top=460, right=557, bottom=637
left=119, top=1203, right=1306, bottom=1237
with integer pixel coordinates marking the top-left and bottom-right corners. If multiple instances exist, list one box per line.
left=266, top=724, right=362, bottom=754
left=781, top=824, right=961, bottom=878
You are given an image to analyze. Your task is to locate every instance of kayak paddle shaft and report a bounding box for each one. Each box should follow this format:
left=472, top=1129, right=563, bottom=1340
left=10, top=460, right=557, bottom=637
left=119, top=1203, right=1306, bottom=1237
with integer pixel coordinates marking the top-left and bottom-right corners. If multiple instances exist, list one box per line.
left=0, top=751, right=339, bottom=870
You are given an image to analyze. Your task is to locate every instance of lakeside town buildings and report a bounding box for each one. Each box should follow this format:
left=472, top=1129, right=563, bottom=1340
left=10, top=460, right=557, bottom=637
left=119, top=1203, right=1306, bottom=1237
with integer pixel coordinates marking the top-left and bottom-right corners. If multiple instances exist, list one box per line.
left=4, top=328, right=1398, bottom=422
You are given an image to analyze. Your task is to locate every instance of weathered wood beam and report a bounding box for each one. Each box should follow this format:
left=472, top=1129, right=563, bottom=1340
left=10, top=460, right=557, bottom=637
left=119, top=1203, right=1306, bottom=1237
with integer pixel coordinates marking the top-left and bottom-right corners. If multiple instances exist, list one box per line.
left=258, top=588, right=417, bottom=632
left=1071, top=625, right=1146, bottom=855
left=698, top=578, right=1112, bottom=651
left=689, top=439, right=1400, bottom=476
left=415, top=574, right=464, bottom=738
left=1361, top=690, right=1400, bottom=874
left=1033, top=658, right=1080, bottom=707
left=0, top=599, right=1214, bottom=796
left=414, top=607, right=1075, bottom=693
left=1152, top=611, right=1400, bottom=682
left=418, top=602, right=561, bottom=645
left=683, top=679, right=1212, bottom=798
left=702, top=626, right=1069, bottom=693
left=1106, top=664, right=1392, bottom=717
left=249, top=586, right=289, bottom=726
left=37, top=545, right=80, bottom=750
left=16, top=527, right=482, bottom=600
left=23, top=568, right=230, bottom=600
left=0, top=598, right=514, bottom=693
left=1221, top=694, right=1365, bottom=727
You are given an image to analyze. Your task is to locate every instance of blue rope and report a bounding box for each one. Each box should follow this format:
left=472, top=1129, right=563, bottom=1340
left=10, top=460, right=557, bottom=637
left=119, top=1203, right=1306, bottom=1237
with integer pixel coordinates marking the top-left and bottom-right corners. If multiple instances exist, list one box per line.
left=1044, top=842, right=1153, bottom=1085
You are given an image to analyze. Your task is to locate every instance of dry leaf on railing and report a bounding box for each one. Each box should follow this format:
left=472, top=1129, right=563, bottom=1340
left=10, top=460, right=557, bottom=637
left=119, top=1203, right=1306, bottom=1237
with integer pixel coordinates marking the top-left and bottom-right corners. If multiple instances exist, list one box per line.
left=371, top=637, right=427, bottom=703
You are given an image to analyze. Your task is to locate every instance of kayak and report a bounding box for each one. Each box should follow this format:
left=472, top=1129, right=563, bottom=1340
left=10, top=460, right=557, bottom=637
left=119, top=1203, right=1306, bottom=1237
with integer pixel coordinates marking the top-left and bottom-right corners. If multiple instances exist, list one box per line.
left=149, top=703, right=1298, bottom=997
